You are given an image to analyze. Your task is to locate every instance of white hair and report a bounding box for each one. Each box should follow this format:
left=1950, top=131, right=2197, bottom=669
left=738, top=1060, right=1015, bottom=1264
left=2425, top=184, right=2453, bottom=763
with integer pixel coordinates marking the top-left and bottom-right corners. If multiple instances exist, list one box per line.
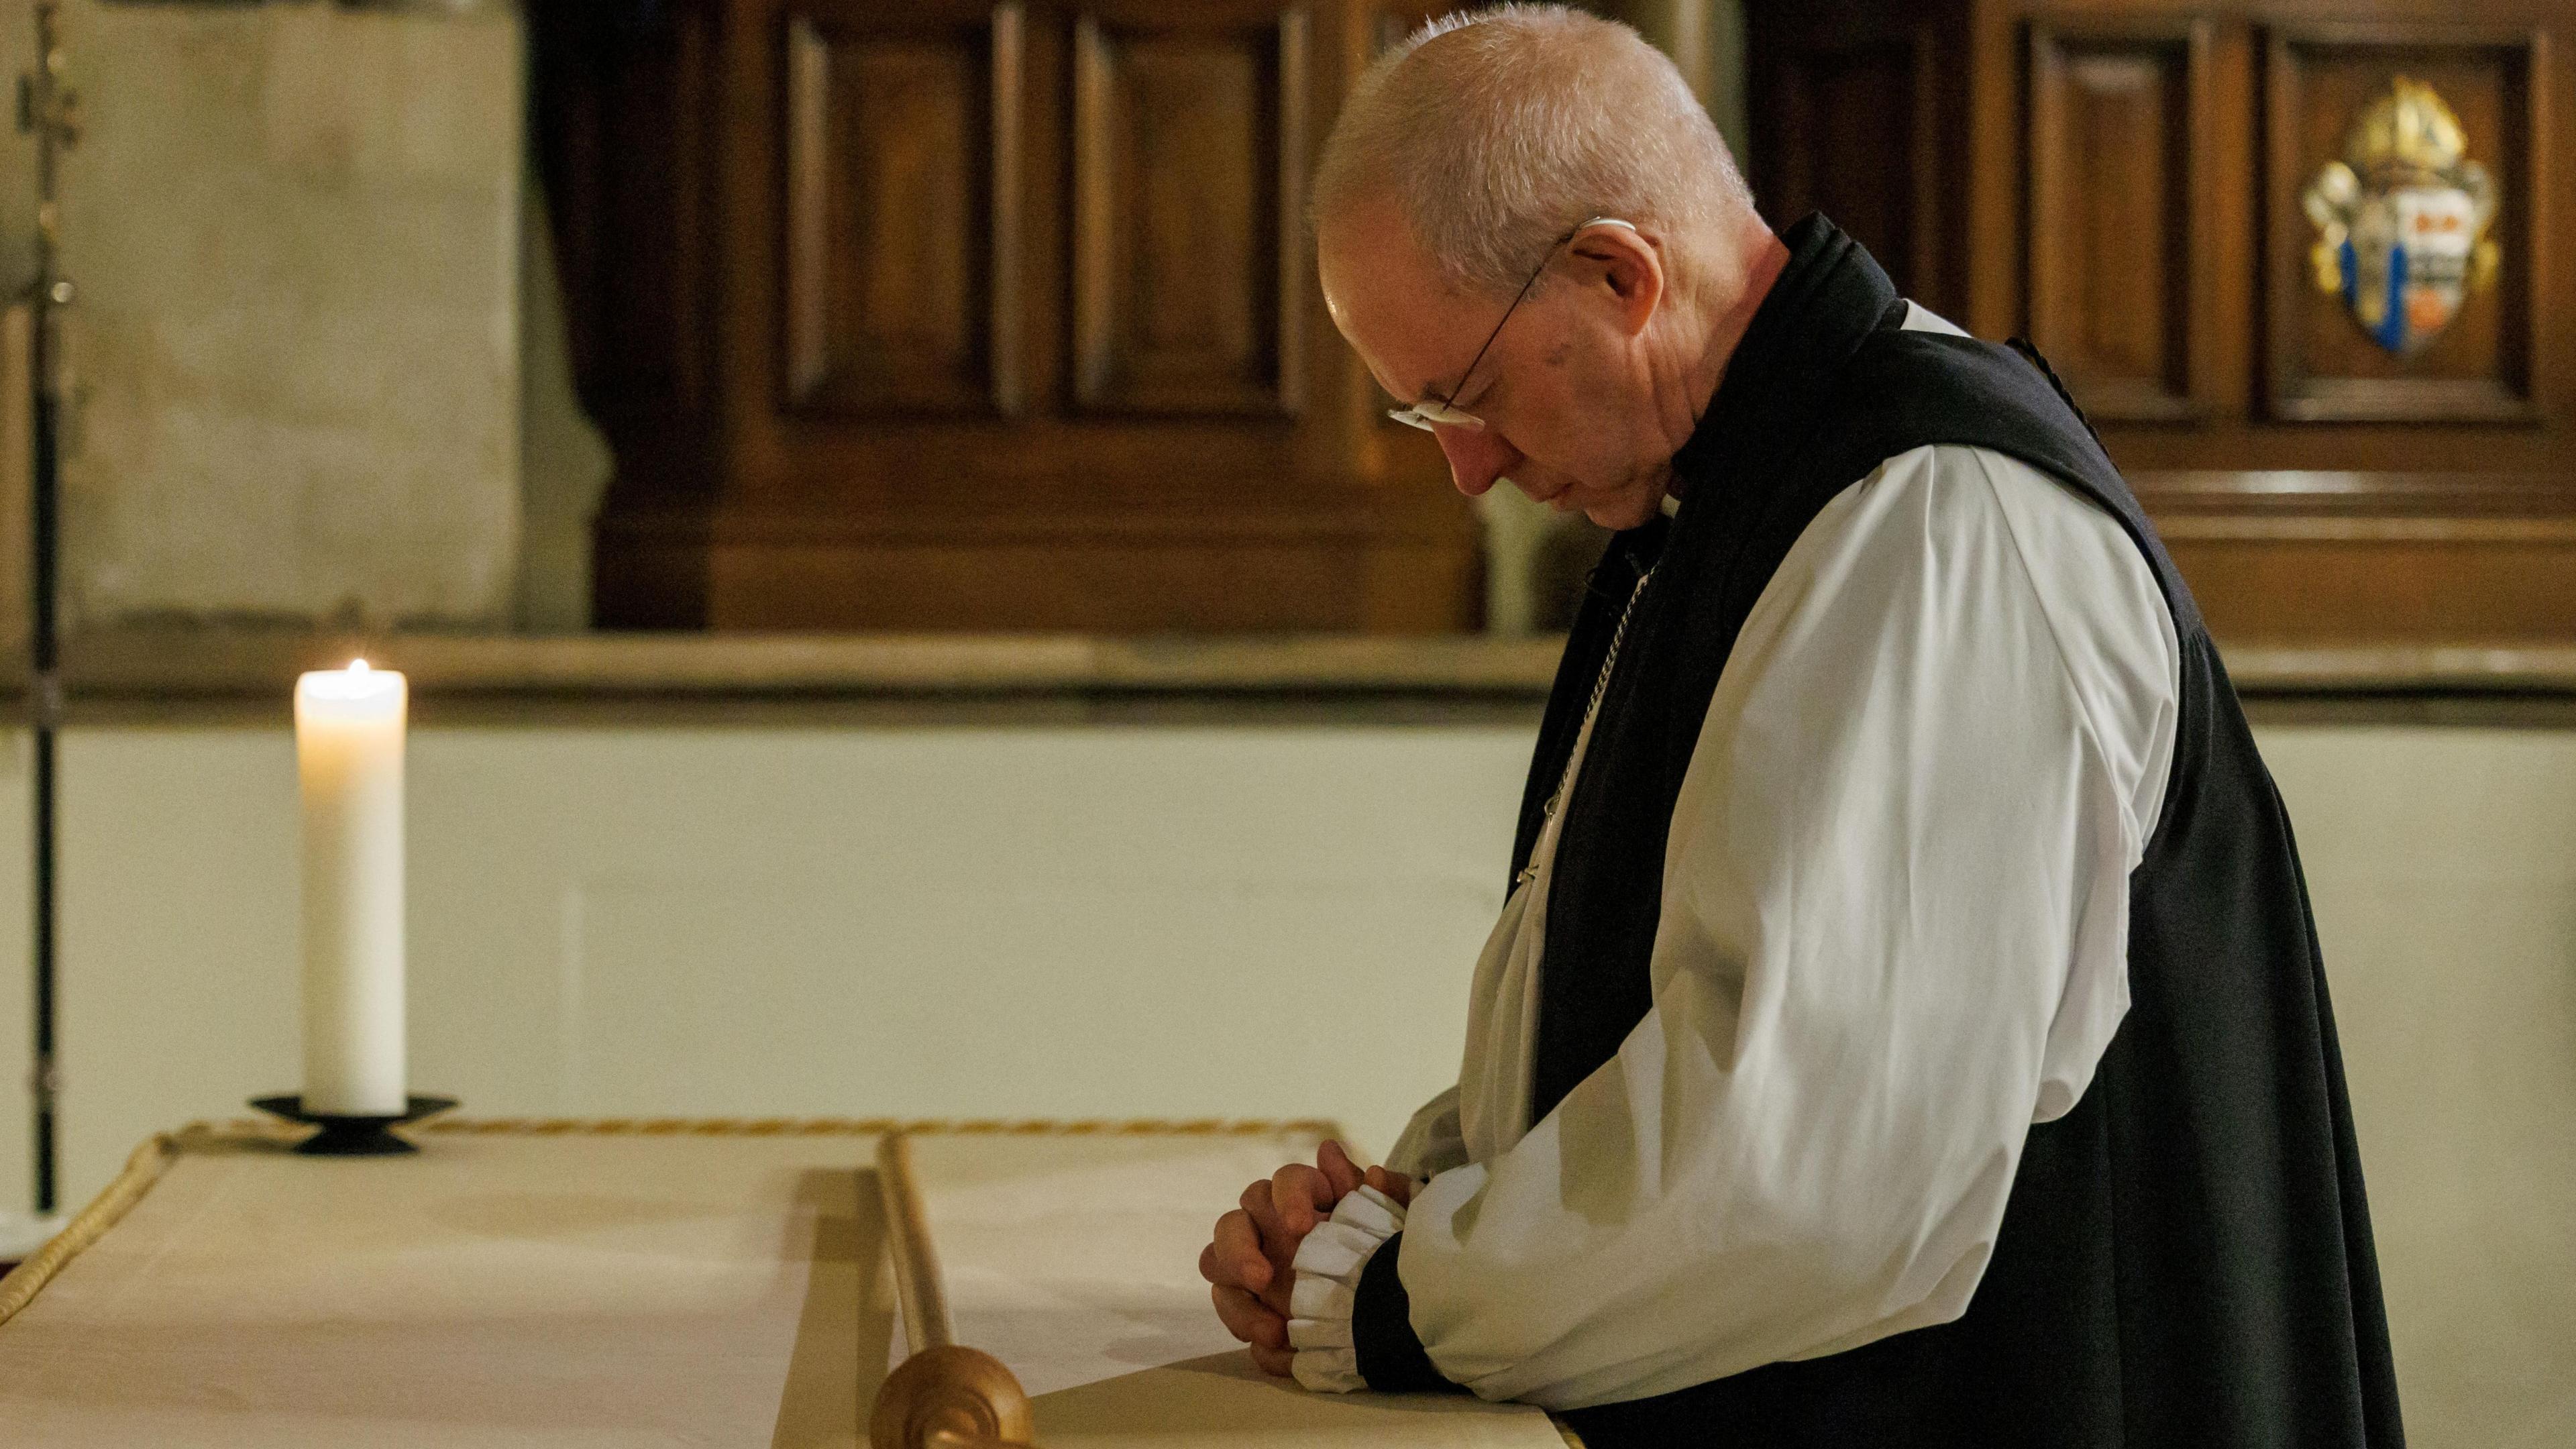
left=1313, top=4, right=1753, bottom=297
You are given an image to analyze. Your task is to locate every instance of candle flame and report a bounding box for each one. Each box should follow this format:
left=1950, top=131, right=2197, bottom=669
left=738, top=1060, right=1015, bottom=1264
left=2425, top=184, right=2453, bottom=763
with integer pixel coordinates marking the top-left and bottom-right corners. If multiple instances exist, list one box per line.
left=350, top=659, right=371, bottom=674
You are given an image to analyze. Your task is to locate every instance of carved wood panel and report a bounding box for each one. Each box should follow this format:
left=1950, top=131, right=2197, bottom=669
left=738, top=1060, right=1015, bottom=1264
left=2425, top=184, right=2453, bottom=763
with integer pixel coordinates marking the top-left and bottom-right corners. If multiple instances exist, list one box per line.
left=553, top=0, right=1482, bottom=633
left=1071, top=6, right=1308, bottom=415
left=780, top=2, right=1022, bottom=417
left=2263, top=25, right=2545, bottom=423
left=2027, top=19, right=2212, bottom=421
left=1749, top=1, right=2576, bottom=649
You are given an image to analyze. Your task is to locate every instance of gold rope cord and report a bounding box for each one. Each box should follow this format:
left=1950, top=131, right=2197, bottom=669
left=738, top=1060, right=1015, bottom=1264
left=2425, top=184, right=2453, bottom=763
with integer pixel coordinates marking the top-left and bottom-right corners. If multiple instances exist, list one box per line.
left=0, top=1134, right=179, bottom=1329
left=413, top=1116, right=1345, bottom=1139
left=0, top=1118, right=1343, bottom=1331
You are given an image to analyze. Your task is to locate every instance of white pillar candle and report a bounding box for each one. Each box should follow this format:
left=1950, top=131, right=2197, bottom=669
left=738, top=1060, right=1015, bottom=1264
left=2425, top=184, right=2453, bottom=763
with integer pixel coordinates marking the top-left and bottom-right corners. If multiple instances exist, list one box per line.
left=294, top=659, right=408, bottom=1116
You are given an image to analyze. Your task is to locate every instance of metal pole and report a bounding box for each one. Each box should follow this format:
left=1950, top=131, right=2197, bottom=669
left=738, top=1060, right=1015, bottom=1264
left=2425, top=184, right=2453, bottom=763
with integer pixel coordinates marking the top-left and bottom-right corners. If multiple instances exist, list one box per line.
left=19, top=0, right=76, bottom=1217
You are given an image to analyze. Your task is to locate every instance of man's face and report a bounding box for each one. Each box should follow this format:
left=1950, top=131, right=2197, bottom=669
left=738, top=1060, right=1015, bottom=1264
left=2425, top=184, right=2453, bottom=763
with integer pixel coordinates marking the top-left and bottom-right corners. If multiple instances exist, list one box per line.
left=1318, top=199, right=1669, bottom=531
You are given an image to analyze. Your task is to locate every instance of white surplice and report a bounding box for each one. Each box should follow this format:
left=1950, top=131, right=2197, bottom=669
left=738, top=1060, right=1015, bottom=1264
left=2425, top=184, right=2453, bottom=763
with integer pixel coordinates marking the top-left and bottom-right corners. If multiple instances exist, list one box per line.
left=1289, top=305, right=2181, bottom=1409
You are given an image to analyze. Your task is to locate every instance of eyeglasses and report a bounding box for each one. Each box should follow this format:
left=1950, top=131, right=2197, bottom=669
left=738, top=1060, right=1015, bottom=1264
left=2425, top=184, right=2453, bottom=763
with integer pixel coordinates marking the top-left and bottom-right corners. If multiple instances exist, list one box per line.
left=1386, top=217, right=1639, bottom=433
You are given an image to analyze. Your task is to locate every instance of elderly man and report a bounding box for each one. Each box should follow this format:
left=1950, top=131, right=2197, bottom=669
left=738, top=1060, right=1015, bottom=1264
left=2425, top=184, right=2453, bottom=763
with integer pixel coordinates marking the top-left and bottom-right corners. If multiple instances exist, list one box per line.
left=1196, top=7, right=2403, bottom=1446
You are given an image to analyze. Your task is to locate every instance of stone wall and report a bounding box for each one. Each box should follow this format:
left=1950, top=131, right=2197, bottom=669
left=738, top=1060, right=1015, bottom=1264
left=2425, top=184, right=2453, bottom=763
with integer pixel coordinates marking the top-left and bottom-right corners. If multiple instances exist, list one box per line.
left=0, top=0, right=533, bottom=630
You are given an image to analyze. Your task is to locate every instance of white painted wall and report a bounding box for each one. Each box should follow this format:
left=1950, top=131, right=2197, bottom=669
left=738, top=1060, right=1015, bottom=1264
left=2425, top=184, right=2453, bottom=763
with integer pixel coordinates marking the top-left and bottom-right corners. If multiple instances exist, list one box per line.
left=2261, top=729, right=2576, bottom=1448
left=0, top=717, right=2564, bottom=1444
left=40, top=722, right=1532, bottom=1202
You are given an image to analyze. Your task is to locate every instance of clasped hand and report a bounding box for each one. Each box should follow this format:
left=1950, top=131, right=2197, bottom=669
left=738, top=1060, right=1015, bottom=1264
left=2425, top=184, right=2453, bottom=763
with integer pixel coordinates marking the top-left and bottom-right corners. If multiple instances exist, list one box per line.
left=1197, top=1138, right=1415, bottom=1377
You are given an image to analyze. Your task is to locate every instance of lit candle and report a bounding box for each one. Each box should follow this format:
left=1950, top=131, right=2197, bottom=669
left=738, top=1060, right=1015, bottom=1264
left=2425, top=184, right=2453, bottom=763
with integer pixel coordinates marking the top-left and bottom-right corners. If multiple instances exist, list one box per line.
left=294, top=659, right=408, bottom=1116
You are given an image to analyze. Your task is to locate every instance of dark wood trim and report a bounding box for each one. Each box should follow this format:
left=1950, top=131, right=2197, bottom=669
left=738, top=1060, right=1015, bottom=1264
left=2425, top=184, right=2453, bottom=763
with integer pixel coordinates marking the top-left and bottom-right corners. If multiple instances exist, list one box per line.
left=781, top=15, right=828, bottom=407
left=2527, top=24, right=2555, bottom=417
left=991, top=2, right=1028, bottom=418
left=1908, top=19, right=1947, bottom=309
left=1276, top=6, right=1312, bottom=419
left=1070, top=13, right=1116, bottom=409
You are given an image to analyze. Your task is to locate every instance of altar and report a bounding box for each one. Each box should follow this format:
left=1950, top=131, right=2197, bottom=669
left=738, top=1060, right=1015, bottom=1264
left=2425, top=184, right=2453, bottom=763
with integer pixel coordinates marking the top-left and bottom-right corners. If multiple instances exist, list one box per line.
left=0, top=1118, right=1568, bottom=1447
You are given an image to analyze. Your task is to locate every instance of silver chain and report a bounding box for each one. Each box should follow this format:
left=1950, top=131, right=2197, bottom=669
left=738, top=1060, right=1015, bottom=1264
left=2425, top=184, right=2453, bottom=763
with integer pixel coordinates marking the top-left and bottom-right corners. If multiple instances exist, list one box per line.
left=1582, top=567, right=1654, bottom=733
left=1519, top=566, right=1654, bottom=885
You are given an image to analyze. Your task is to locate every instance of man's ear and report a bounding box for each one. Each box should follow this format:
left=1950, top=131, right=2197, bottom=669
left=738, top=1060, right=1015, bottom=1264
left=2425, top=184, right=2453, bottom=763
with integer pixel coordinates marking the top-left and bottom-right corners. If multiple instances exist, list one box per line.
left=1570, top=223, right=1664, bottom=338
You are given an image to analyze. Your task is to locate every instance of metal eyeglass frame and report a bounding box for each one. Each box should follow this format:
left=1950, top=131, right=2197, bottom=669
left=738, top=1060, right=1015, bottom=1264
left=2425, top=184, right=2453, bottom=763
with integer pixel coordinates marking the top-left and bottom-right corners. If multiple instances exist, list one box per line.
left=1385, top=216, right=1640, bottom=433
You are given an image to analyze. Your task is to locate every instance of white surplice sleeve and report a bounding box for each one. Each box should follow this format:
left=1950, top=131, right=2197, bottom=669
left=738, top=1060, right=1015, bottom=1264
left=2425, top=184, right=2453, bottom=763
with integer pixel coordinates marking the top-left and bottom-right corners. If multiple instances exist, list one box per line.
left=1385, top=1085, right=1469, bottom=1180
left=1388, top=442, right=2180, bottom=1410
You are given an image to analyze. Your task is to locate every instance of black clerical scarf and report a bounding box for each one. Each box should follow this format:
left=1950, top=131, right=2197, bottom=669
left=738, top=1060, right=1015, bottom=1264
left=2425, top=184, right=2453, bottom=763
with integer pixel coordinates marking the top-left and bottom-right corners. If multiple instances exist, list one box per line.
left=1352, top=215, right=2405, bottom=1447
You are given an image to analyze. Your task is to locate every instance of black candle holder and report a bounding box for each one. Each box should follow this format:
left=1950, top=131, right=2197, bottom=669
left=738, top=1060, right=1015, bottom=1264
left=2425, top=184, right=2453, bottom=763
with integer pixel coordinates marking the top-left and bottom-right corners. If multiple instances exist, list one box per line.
left=250, top=1094, right=459, bottom=1156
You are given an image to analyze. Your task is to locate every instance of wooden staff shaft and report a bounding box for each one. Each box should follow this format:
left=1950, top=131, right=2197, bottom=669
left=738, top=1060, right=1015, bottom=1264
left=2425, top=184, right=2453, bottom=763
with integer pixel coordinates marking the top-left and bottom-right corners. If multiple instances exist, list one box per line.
left=875, top=1132, right=955, bottom=1355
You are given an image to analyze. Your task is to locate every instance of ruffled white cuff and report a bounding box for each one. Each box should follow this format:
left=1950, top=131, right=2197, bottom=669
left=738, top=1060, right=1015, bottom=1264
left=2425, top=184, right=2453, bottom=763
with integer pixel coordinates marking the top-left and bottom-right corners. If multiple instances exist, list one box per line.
left=1286, top=1183, right=1406, bottom=1393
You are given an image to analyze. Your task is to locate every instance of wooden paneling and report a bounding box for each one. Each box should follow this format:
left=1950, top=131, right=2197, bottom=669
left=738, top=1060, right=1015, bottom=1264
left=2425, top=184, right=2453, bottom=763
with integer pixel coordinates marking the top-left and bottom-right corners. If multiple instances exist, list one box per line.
left=1749, top=1, right=1976, bottom=315
left=780, top=5, right=1023, bottom=417
left=1752, top=32, right=1940, bottom=303
left=2263, top=25, right=2546, bottom=423
left=547, top=0, right=1480, bottom=633
left=2027, top=19, right=2212, bottom=421
left=1750, top=1, right=2576, bottom=647
left=1071, top=7, right=1307, bottom=415
left=553, top=0, right=2573, bottom=643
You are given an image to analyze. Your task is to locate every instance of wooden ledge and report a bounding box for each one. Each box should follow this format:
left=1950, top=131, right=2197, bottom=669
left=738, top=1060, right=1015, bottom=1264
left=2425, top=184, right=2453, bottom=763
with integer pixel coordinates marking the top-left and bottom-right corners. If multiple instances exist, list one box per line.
left=52, top=628, right=1571, bottom=701
left=2, top=628, right=2570, bottom=708
left=2218, top=643, right=2576, bottom=694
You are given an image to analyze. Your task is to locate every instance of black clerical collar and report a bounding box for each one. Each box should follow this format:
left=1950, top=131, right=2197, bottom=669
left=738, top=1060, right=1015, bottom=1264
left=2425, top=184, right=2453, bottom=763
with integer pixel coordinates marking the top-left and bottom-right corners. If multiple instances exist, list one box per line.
left=1596, top=215, right=1900, bottom=576
left=1666, top=214, right=1901, bottom=496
